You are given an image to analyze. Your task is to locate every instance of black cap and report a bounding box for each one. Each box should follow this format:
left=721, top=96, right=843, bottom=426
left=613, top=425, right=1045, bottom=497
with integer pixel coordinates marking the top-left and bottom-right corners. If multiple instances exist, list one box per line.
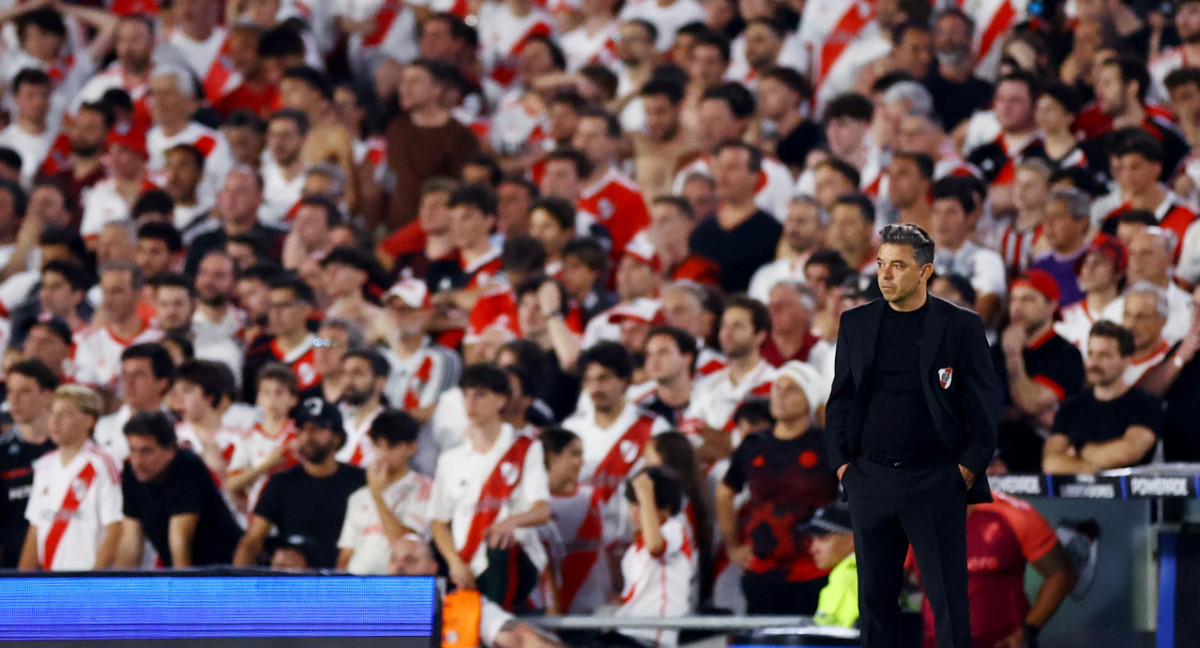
left=802, top=504, right=853, bottom=536
left=264, top=534, right=319, bottom=566
left=27, top=315, right=73, bottom=346
left=293, top=396, right=344, bottom=435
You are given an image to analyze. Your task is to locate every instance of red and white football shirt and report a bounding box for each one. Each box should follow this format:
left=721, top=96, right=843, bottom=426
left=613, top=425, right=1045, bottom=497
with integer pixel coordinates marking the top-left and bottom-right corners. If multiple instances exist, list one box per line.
left=337, top=471, right=434, bottom=574
left=25, top=442, right=123, bottom=571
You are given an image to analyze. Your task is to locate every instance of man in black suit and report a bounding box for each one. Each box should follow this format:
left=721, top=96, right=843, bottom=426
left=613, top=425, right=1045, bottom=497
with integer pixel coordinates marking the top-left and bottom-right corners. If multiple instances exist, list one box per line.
left=827, top=224, right=998, bottom=648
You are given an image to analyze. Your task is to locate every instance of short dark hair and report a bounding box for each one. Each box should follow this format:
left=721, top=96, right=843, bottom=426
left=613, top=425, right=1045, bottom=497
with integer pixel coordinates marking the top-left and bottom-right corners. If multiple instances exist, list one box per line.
left=805, top=249, right=855, bottom=286
left=297, top=196, right=342, bottom=228
left=1089, top=320, right=1135, bottom=357
left=259, top=24, right=306, bottom=58
left=268, top=107, right=311, bottom=136
left=890, top=19, right=930, bottom=45
left=269, top=274, right=316, bottom=305
left=541, top=427, right=580, bottom=457
left=132, top=189, right=175, bottom=220
left=448, top=183, right=498, bottom=216
left=931, top=176, right=978, bottom=213
left=816, top=157, right=861, bottom=188
left=165, top=143, right=205, bottom=171
left=624, top=18, right=658, bottom=45
left=651, top=196, right=693, bottom=220
left=1109, top=127, right=1164, bottom=164
left=578, top=108, right=623, bottom=139
left=833, top=193, right=876, bottom=226
left=561, top=238, right=608, bottom=273
left=343, top=349, right=390, bottom=377
left=1117, top=209, right=1158, bottom=227
left=646, top=325, right=698, bottom=362
left=880, top=224, right=935, bottom=266
left=419, top=12, right=477, bottom=48
left=459, top=363, right=512, bottom=398
left=137, top=221, right=183, bottom=253
left=123, top=410, right=177, bottom=448
left=282, top=65, right=333, bottom=100
left=122, top=343, right=176, bottom=380
left=530, top=196, right=577, bottom=231
left=12, top=68, right=51, bottom=94
left=892, top=151, right=935, bottom=180
left=77, top=100, right=116, bottom=128
left=1038, top=82, right=1082, bottom=115
left=256, top=362, right=299, bottom=394
left=17, top=8, right=66, bottom=39
left=175, top=360, right=231, bottom=407
left=524, top=33, right=566, bottom=70
left=224, top=109, right=268, bottom=134
left=501, top=235, right=547, bottom=276
left=1102, top=55, right=1151, bottom=102
left=723, top=294, right=771, bottom=334
left=368, top=409, right=420, bottom=445
left=42, top=259, right=91, bottom=292
left=1165, top=67, right=1200, bottom=93
left=0, top=148, right=21, bottom=173
left=38, top=226, right=87, bottom=260
left=714, top=139, right=763, bottom=173
left=996, top=70, right=1041, bottom=101
left=640, top=78, right=685, bottom=104
left=691, top=30, right=731, bottom=62
left=624, top=466, right=683, bottom=515
left=578, top=341, right=633, bottom=381
left=408, top=57, right=460, bottom=86
left=545, top=148, right=594, bottom=180
left=759, top=66, right=812, bottom=100
left=822, top=92, right=873, bottom=123
left=8, top=359, right=59, bottom=391
left=701, top=82, right=756, bottom=120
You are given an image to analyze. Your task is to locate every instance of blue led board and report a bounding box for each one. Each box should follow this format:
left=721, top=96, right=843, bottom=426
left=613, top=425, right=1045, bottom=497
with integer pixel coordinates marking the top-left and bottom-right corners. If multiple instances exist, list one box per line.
left=0, top=574, right=439, bottom=644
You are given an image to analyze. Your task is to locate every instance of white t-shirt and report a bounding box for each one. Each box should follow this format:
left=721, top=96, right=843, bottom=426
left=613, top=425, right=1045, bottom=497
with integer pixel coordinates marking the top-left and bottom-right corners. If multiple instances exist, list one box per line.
left=146, top=121, right=235, bottom=207
left=175, top=421, right=246, bottom=484
left=337, top=471, right=434, bottom=575
left=430, top=425, right=549, bottom=574
left=616, top=517, right=695, bottom=648
left=93, top=404, right=137, bottom=465
left=618, top=0, right=706, bottom=51
left=933, top=241, right=1008, bottom=300
left=560, top=21, right=619, bottom=71
left=227, top=420, right=298, bottom=510
left=0, top=122, right=55, bottom=186
left=71, top=320, right=164, bottom=392
left=334, top=0, right=419, bottom=68
left=25, top=442, right=123, bottom=571
left=683, top=360, right=776, bottom=435
left=258, top=157, right=307, bottom=225
left=1055, top=298, right=1118, bottom=353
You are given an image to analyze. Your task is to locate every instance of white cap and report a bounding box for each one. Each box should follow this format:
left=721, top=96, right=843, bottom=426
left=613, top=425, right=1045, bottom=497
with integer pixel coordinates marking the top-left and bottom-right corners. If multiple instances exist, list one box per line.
left=383, top=278, right=430, bottom=309
left=774, top=360, right=827, bottom=415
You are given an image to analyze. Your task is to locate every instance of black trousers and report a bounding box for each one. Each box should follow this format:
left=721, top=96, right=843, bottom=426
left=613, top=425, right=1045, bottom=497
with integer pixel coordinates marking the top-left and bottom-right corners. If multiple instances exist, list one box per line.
left=843, top=455, right=971, bottom=648
left=741, top=570, right=827, bottom=615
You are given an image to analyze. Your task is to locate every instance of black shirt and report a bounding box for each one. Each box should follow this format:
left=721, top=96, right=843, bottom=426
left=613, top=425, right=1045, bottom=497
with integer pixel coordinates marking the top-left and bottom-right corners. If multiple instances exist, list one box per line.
left=0, top=429, right=54, bottom=567
left=254, top=463, right=365, bottom=568
left=689, top=211, right=783, bottom=294
left=1162, top=346, right=1200, bottom=462
left=724, top=430, right=837, bottom=579
left=861, top=302, right=941, bottom=458
left=925, top=73, right=994, bottom=131
left=774, top=120, right=825, bottom=172
left=122, top=449, right=243, bottom=566
left=639, top=391, right=688, bottom=426
left=1053, top=387, right=1164, bottom=466
left=1082, top=117, right=1192, bottom=182
left=990, top=330, right=1085, bottom=410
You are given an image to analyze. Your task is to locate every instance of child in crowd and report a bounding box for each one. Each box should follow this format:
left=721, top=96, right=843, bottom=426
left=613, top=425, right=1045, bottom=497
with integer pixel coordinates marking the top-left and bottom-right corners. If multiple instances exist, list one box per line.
left=226, top=363, right=300, bottom=512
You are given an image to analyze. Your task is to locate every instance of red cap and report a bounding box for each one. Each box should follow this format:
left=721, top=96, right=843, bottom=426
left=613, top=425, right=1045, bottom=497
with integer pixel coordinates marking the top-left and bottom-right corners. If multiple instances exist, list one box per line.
left=107, top=123, right=148, bottom=159
left=1073, top=233, right=1128, bottom=276
left=1010, top=269, right=1060, bottom=304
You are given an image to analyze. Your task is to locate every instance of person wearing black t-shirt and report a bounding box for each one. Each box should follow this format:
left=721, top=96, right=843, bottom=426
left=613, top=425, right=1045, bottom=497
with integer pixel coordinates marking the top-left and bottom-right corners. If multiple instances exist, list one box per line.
left=0, top=361, right=58, bottom=568
left=117, top=411, right=243, bottom=567
left=689, top=141, right=783, bottom=294
left=718, top=362, right=837, bottom=615
left=991, top=270, right=1085, bottom=473
left=756, top=67, right=825, bottom=175
left=234, top=398, right=366, bottom=569
left=1044, top=321, right=1162, bottom=473
left=1138, top=287, right=1200, bottom=462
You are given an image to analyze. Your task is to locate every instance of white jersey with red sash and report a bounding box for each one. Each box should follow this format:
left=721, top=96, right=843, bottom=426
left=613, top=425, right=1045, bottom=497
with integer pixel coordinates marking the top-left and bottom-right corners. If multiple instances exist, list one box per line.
left=560, top=21, right=619, bottom=71
left=385, top=341, right=462, bottom=412
left=682, top=360, right=776, bottom=442
left=71, top=318, right=164, bottom=392
left=227, top=419, right=299, bottom=511
left=562, top=403, right=671, bottom=545
left=431, top=425, right=550, bottom=574
left=25, top=442, right=123, bottom=571
left=146, top=121, right=236, bottom=206
left=167, top=27, right=235, bottom=103
left=1149, top=45, right=1196, bottom=104
left=541, top=484, right=612, bottom=613
left=478, top=3, right=556, bottom=88
left=955, top=0, right=1025, bottom=81
left=70, top=63, right=152, bottom=127
left=338, top=0, right=419, bottom=68
left=271, top=334, right=323, bottom=391
left=175, top=421, right=247, bottom=486
left=336, top=404, right=386, bottom=467
left=797, top=0, right=889, bottom=110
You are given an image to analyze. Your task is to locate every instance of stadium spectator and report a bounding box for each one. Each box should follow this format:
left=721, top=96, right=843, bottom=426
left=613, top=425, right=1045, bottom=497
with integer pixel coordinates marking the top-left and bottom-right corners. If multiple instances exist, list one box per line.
left=173, top=359, right=245, bottom=485
left=242, top=275, right=321, bottom=402
left=806, top=504, right=858, bottom=629
left=225, top=363, right=300, bottom=512
left=337, top=409, right=432, bottom=575
left=336, top=350, right=389, bottom=467
left=20, top=385, right=122, bottom=571
left=1043, top=321, right=1163, bottom=473
left=1028, top=188, right=1093, bottom=306
left=762, top=281, right=831, bottom=368
left=117, top=410, right=243, bottom=568
left=185, top=166, right=286, bottom=275
left=931, top=177, right=1007, bottom=327
left=1144, top=286, right=1200, bottom=461
left=1120, top=282, right=1175, bottom=385
left=1056, top=234, right=1127, bottom=351
left=93, top=343, right=175, bottom=463
left=0, top=360, right=59, bottom=568
left=638, top=326, right=697, bottom=425
left=234, top=397, right=366, bottom=568
left=1114, top=228, right=1195, bottom=343
left=72, top=263, right=163, bottom=392
left=747, top=196, right=828, bottom=303
left=826, top=193, right=878, bottom=276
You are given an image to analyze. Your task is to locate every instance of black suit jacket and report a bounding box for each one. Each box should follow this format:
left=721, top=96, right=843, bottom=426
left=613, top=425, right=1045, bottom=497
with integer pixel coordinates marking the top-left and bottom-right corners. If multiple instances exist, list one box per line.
left=826, top=295, right=999, bottom=504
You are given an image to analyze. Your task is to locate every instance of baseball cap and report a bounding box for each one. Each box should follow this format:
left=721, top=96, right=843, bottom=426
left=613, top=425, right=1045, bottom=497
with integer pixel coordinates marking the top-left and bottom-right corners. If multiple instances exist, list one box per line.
left=608, top=297, right=664, bottom=325
left=264, top=534, right=320, bottom=566
left=383, top=277, right=431, bottom=309
left=1073, top=233, right=1127, bottom=276
left=622, top=234, right=662, bottom=272
left=802, top=504, right=853, bottom=536
left=293, top=396, right=343, bottom=433
left=1010, top=268, right=1060, bottom=304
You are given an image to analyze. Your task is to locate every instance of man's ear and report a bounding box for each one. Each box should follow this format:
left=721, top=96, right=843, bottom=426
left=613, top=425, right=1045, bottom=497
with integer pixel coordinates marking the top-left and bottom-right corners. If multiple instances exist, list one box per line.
left=920, top=263, right=935, bottom=283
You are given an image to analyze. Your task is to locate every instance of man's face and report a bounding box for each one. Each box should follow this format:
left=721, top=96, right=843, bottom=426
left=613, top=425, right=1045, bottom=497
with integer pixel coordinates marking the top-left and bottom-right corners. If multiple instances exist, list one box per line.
left=934, top=14, right=972, bottom=55
left=195, top=254, right=235, bottom=306
left=642, top=93, right=680, bottom=141
left=267, top=118, right=305, bottom=167
left=808, top=532, right=854, bottom=571
left=101, top=270, right=138, bottom=321
left=539, top=159, right=582, bottom=200
left=294, top=204, right=332, bottom=246
left=279, top=78, right=320, bottom=114
left=617, top=22, right=654, bottom=65
left=115, top=19, right=155, bottom=72
left=5, top=373, right=52, bottom=425
left=582, top=363, right=628, bottom=413
left=559, top=255, right=596, bottom=296
left=1169, top=81, right=1200, bottom=122
left=768, top=284, right=811, bottom=336
left=217, top=171, right=263, bottom=227
left=1178, top=1, right=1200, bottom=43
left=812, top=165, right=856, bottom=210
left=419, top=19, right=459, bottom=60
left=755, top=77, right=795, bottom=121
left=148, top=74, right=193, bottom=127
left=296, top=422, right=340, bottom=464
left=223, top=124, right=265, bottom=166
left=164, top=150, right=202, bottom=201
left=496, top=183, right=533, bottom=236
left=135, top=238, right=174, bottom=279
left=450, top=205, right=493, bottom=251
left=1078, top=251, right=1119, bottom=293
left=696, top=100, right=740, bottom=150
left=121, top=357, right=166, bottom=411
left=388, top=538, right=439, bottom=576
left=1041, top=200, right=1087, bottom=252
left=1085, top=334, right=1128, bottom=388
left=876, top=243, right=929, bottom=306
left=127, top=434, right=176, bottom=482
left=712, top=146, right=757, bottom=202
left=313, top=325, right=350, bottom=376
left=23, top=324, right=70, bottom=370
left=825, top=117, right=868, bottom=159
left=931, top=198, right=970, bottom=249
left=1007, top=285, right=1054, bottom=334
left=1126, top=232, right=1170, bottom=284
left=1013, top=167, right=1049, bottom=213
left=517, top=292, right=546, bottom=338
left=718, top=306, right=760, bottom=359
left=1114, top=153, right=1160, bottom=196
left=39, top=270, right=80, bottom=316
left=399, top=65, right=439, bottom=112
left=769, top=374, right=808, bottom=423
left=340, top=356, right=380, bottom=407
left=323, top=261, right=367, bottom=298
left=572, top=117, right=616, bottom=167
left=826, top=205, right=871, bottom=257
left=688, top=44, right=727, bottom=90
left=644, top=334, right=687, bottom=383
left=743, top=22, right=781, bottom=69
left=994, top=80, right=1034, bottom=132
left=615, top=256, right=657, bottom=302
left=660, top=289, right=703, bottom=337
left=1095, top=64, right=1129, bottom=117
left=682, top=177, right=718, bottom=220
left=1122, top=292, right=1166, bottom=350
left=236, top=278, right=271, bottom=322
left=649, top=202, right=693, bottom=251
left=48, top=398, right=94, bottom=448
left=895, top=29, right=933, bottom=78
left=155, top=286, right=194, bottom=331
left=886, top=158, right=928, bottom=208
left=267, top=287, right=311, bottom=337
left=462, top=386, right=506, bottom=426
left=70, top=109, right=109, bottom=157
left=14, top=81, right=50, bottom=125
